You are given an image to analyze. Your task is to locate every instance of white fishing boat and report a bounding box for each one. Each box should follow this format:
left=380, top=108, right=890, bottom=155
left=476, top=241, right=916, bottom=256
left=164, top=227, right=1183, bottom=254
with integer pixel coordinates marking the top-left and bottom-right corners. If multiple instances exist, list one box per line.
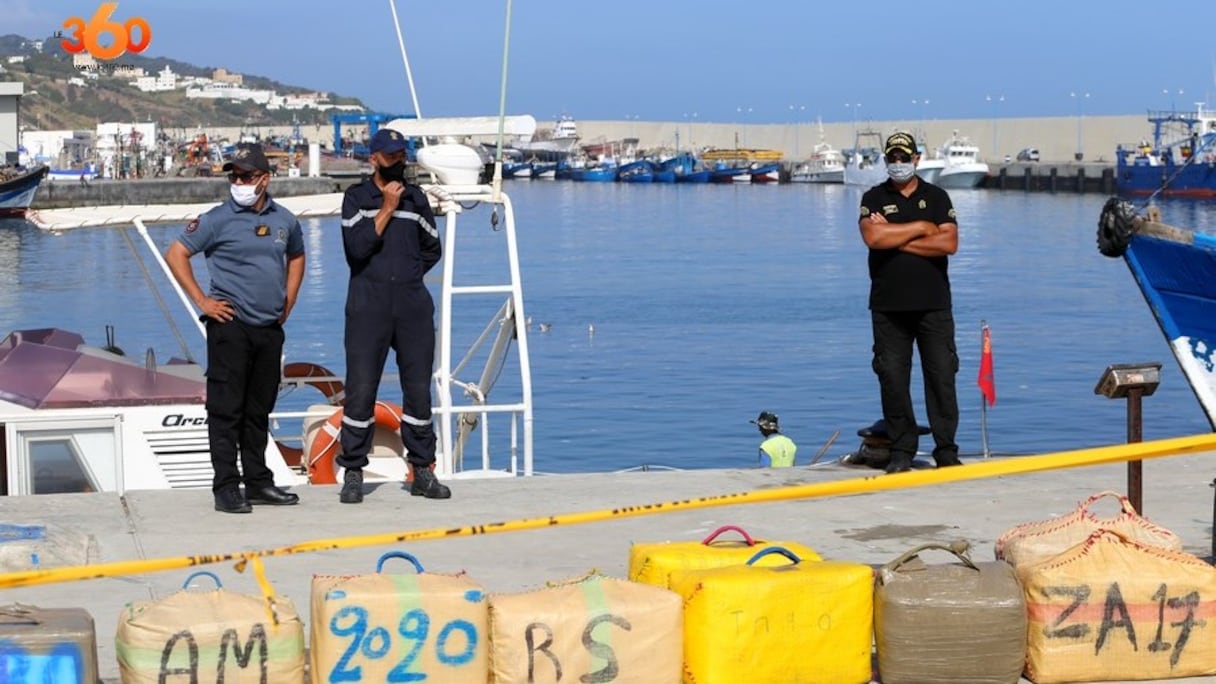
left=791, top=121, right=845, bottom=183
left=842, top=129, right=887, bottom=187
left=934, top=130, right=990, bottom=189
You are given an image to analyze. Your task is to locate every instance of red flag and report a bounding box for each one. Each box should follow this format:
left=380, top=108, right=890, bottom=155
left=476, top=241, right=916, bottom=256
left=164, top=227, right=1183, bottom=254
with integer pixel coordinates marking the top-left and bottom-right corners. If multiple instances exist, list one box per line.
left=978, top=325, right=996, bottom=406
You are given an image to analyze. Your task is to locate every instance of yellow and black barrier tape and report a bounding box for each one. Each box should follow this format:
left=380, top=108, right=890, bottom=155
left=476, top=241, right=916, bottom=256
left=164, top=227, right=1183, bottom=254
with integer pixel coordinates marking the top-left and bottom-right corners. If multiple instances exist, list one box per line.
left=1, top=433, right=1214, bottom=589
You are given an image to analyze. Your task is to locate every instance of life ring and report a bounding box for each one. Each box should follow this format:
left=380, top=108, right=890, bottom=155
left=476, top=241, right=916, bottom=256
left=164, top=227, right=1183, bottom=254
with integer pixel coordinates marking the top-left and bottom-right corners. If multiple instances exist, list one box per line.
left=307, top=400, right=403, bottom=484
left=282, top=362, right=345, bottom=406
left=275, top=362, right=346, bottom=467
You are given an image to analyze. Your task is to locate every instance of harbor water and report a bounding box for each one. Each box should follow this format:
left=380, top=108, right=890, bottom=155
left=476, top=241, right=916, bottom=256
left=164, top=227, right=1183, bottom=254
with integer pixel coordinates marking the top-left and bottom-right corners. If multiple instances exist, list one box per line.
left=2, top=183, right=1214, bottom=473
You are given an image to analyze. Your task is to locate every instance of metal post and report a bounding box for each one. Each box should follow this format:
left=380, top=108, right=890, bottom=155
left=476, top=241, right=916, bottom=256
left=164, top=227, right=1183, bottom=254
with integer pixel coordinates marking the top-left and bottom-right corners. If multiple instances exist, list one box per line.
left=1210, top=478, right=1216, bottom=563
left=1126, top=387, right=1143, bottom=514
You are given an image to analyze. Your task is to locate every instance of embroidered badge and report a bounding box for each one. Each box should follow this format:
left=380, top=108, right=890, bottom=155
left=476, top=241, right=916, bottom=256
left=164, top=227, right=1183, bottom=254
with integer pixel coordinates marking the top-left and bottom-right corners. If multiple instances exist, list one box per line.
left=185, top=218, right=199, bottom=234
left=948, top=208, right=957, bottom=219
left=859, top=206, right=870, bottom=217
left=883, top=204, right=899, bottom=215
left=255, top=224, right=270, bottom=237
left=918, top=199, right=927, bottom=209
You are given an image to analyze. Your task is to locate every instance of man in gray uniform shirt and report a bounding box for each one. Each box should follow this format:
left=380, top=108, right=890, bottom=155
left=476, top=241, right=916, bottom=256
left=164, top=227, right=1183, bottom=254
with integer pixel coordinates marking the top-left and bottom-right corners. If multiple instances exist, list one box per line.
left=166, top=143, right=306, bottom=513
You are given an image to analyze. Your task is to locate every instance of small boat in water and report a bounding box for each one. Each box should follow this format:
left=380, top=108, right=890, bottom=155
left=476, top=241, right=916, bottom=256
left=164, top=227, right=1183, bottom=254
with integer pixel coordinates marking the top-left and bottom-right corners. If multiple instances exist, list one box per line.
left=791, top=142, right=846, bottom=184
left=0, top=164, right=48, bottom=218
left=1116, top=103, right=1216, bottom=197
left=933, top=131, right=989, bottom=189
left=843, top=130, right=887, bottom=187
left=1097, top=199, right=1216, bottom=427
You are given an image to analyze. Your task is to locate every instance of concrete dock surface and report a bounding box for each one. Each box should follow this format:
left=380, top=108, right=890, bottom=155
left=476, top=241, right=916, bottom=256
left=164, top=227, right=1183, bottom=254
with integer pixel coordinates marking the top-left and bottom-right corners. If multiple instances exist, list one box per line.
left=1, top=450, right=1214, bottom=683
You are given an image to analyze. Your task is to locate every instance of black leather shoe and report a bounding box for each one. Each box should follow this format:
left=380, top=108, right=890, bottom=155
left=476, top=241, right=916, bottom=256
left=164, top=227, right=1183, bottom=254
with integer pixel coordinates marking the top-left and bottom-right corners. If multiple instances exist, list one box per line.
left=410, top=468, right=451, bottom=499
left=934, top=452, right=964, bottom=468
left=884, top=453, right=914, bottom=474
left=340, top=469, right=363, bottom=504
left=214, top=487, right=252, bottom=514
left=246, top=485, right=299, bottom=506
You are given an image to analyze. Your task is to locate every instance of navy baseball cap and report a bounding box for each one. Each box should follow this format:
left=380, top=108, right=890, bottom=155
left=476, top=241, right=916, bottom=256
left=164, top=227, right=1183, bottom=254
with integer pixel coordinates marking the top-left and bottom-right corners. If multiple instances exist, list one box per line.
left=750, top=411, right=780, bottom=430
left=222, top=142, right=271, bottom=173
left=370, top=128, right=408, bottom=154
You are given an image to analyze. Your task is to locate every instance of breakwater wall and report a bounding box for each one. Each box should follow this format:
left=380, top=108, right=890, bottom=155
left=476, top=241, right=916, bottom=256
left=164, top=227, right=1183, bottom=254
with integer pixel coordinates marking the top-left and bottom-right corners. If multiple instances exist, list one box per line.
left=31, top=176, right=342, bottom=210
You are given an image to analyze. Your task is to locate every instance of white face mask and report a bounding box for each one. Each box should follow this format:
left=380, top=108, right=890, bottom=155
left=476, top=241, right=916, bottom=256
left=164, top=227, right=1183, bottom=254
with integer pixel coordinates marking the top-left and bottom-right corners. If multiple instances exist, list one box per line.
left=230, top=183, right=260, bottom=207
left=887, top=162, right=917, bottom=184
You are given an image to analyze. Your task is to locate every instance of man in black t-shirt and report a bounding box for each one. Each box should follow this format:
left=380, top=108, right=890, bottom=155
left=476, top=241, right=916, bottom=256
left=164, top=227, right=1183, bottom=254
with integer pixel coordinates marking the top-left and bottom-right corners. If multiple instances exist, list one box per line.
left=857, top=131, right=964, bottom=474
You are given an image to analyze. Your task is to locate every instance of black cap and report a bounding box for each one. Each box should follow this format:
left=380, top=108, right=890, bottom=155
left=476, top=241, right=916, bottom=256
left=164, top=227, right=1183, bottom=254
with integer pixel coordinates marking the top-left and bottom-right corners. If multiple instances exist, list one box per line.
left=370, top=128, right=408, bottom=155
left=884, top=132, right=917, bottom=158
left=750, top=411, right=779, bottom=430
left=222, top=142, right=271, bottom=173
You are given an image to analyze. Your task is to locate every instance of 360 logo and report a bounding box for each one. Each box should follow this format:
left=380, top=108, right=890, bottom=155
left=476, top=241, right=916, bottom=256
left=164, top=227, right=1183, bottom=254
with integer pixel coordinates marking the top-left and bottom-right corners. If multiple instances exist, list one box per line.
left=59, top=2, right=151, bottom=60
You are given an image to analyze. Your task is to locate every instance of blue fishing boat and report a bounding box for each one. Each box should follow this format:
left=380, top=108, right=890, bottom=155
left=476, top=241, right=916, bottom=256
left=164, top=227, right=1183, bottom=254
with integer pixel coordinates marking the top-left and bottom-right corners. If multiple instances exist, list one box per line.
left=617, top=160, right=654, bottom=183
left=1098, top=199, right=1216, bottom=426
left=748, top=161, right=781, bottom=184
left=1116, top=104, right=1216, bottom=197
left=0, top=164, right=48, bottom=218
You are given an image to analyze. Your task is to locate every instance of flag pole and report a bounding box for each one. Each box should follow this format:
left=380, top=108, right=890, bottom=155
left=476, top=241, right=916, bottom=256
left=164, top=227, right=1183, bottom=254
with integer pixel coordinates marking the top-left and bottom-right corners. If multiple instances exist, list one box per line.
left=979, top=320, right=991, bottom=459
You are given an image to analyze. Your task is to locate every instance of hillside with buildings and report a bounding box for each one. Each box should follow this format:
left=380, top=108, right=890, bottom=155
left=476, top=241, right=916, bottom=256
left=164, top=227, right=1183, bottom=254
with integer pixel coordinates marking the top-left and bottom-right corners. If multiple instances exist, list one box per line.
left=0, top=34, right=368, bottom=131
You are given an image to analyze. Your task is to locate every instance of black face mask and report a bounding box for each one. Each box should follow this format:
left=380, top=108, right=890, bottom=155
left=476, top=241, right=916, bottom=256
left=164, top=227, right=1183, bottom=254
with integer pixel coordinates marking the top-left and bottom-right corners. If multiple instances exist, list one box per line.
left=378, top=160, right=406, bottom=184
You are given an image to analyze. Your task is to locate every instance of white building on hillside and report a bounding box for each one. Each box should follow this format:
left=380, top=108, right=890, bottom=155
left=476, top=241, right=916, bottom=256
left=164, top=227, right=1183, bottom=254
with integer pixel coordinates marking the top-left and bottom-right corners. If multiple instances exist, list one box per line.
left=132, top=66, right=178, bottom=92
left=185, top=82, right=273, bottom=104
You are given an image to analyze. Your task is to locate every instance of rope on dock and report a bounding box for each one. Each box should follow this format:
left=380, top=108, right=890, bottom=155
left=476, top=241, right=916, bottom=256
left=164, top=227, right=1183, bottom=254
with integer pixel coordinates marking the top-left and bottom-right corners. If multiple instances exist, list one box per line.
left=1, top=433, right=1215, bottom=589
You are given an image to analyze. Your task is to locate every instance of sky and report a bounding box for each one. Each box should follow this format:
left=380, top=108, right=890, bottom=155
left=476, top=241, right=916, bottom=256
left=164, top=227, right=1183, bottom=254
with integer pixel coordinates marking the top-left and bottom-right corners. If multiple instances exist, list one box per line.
left=8, top=0, right=1216, bottom=125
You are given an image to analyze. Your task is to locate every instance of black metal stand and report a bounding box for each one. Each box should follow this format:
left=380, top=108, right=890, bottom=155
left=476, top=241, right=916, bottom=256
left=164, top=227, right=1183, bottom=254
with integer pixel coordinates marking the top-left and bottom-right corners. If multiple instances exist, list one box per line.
left=1126, top=388, right=1143, bottom=515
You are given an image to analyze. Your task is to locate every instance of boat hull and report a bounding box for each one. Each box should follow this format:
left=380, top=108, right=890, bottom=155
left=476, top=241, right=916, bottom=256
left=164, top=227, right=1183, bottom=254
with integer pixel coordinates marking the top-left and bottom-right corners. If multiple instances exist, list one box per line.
left=791, top=169, right=843, bottom=183
left=0, top=165, right=48, bottom=218
left=935, top=165, right=988, bottom=189
left=1117, top=161, right=1216, bottom=196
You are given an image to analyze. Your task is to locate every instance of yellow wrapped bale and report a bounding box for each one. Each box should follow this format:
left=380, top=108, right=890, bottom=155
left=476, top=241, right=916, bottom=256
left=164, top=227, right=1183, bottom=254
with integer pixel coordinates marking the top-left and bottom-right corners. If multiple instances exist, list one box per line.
left=628, top=524, right=822, bottom=588
left=875, top=541, right=1026, bottom=684
left=115, top=567, right=304, bottom=684
left=310, top=551, right=488, bottom=684
left=669, top=547, right=872, bottom=684
left=1019, top=528, right=1216, bottom=683
left=488, top=572, right=682, bottom=684
left=996, top=490, right=1182, bottom=567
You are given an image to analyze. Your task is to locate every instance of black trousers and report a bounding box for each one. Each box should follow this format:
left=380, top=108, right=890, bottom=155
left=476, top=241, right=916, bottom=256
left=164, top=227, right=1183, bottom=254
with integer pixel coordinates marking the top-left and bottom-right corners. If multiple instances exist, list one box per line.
left=205, top=318, right=284, bottom=492
left=870, top=309, right=959, bottom=458
left=339, top=289, right=437, bottom=470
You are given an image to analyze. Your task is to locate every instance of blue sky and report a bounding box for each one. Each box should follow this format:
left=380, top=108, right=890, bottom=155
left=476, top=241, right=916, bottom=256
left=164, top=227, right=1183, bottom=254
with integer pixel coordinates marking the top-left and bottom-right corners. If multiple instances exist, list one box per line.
left=8, top=0, right=1216, bottom=123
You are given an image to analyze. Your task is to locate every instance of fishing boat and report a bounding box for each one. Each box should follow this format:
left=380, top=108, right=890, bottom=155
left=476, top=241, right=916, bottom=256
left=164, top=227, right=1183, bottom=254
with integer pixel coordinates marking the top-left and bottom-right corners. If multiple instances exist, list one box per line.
left=791, top=142, right=846, bottom=184
left=933, top=131, right=989, bottom=189
left=0, top=164, right=48, bottom=218
left=1116, top=104, right=1216, bottom=197
left=791, top=122, right=846, bottom=184
left=1097, top=198, right=1216, bottom=427
left=842, top=130, right=887, bottom=187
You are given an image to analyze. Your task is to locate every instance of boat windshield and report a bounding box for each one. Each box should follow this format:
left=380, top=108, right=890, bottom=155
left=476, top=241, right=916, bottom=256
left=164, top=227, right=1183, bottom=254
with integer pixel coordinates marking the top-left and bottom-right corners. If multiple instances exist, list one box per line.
left=0, top=329, right=205, bottom=409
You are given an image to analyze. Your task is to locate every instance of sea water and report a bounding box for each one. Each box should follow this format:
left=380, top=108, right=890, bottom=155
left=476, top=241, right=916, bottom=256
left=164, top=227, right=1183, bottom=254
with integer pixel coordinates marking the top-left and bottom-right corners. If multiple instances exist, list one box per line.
left=2, top=183, right=1213, bottom=473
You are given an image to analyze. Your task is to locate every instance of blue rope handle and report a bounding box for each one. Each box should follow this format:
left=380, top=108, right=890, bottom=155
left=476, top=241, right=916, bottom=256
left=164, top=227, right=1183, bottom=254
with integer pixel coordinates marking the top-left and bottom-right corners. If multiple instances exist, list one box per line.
left=745, top=546, right=801, bottom=566
left=181, top=571, right=222, bottom=589
left=376, top=551, right=425, bottom=574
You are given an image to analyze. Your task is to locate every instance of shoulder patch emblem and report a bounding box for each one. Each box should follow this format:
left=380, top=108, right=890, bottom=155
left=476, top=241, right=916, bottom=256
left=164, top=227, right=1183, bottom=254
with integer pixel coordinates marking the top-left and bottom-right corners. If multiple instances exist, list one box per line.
left=918, top=199, right=926, bottom=209
left=255, top=224, right=270, bottom=237
left=859, top=206, right=870, bottom=217
left=185, top=218, right=199, bottom=234
left=948, top=208, right=957, bottom=219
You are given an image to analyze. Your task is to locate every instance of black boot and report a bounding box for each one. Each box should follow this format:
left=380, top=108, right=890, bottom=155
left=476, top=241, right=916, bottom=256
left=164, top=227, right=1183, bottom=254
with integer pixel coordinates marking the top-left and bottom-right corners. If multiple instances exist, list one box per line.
left=884, top=452, right=914, bottom=474
left=410, top=468, right=451, bottom=499
left=340, top=468, right=364, bottom=504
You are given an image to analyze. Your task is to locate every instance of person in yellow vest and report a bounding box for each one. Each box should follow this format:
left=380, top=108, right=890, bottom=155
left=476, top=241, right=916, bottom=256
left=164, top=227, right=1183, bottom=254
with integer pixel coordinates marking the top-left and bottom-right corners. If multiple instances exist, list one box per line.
left=751, top=411, right=797, bottom=467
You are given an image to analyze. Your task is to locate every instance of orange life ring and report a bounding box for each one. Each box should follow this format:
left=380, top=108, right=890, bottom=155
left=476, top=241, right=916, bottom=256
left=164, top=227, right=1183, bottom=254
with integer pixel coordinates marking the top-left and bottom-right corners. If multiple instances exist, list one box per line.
left=307, top=400, right=403, bottom=484
left=282, top=361, right=345, bottom=406
left=275, top=362, right=345, bottom=467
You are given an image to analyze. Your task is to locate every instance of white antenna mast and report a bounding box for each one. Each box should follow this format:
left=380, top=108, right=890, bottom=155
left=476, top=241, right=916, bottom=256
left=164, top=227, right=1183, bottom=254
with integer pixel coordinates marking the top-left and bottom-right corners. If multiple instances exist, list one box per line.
left=388, top=0, right=424, bottom=121
left=492, top=0, right=514, bottom=199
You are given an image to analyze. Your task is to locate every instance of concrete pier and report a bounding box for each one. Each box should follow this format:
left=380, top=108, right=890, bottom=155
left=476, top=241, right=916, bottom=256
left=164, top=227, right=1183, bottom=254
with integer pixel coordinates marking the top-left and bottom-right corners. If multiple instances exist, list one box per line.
left=31, top=176, right=342, bottom=210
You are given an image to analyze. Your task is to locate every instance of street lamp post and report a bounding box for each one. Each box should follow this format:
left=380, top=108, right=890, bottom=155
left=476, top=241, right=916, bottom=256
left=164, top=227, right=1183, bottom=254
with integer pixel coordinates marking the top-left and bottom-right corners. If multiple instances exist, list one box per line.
left=912, top=98, right=930, bottom=142
left=682, top=112, right=698, bottom=152
left=736, top=106, right=753, bottom=148
left=986, top=94, right=1004, bottom=162
left=844, top=103, right=861, bottom=141
left=789, top=104, right=806, bottom=157
left=1163, top=88, right=1183, bottom=112
left=1070, top=91, right=1089, bottom=161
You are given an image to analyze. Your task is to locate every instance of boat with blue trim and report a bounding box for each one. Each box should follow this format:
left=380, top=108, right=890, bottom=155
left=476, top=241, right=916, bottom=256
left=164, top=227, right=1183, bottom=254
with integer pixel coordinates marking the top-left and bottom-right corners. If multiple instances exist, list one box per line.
left=0, top=164, right=48, bottom=218
left=1116, top=104, right=1216, bottom=197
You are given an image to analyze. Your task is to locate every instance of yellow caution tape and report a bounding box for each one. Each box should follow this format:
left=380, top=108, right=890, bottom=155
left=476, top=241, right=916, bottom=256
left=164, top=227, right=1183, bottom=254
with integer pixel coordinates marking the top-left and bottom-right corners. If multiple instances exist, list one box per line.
left=1, top=433, right=1213, bottom=589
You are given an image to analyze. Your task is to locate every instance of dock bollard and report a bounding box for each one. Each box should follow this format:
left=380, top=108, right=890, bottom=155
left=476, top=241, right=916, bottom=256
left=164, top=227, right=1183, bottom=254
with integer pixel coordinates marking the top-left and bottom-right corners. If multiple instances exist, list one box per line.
left=1093, top=362, right=1162, bottom=515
